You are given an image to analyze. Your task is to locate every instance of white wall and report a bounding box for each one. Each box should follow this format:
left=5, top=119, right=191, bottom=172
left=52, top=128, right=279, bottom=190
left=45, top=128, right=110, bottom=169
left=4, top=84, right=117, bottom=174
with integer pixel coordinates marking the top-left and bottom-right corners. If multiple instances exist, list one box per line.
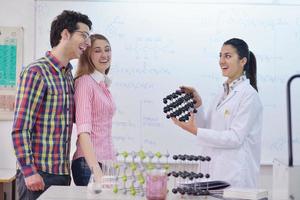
left=0, top=0, right=35, bottom=66
left=0, top=1, right=35, bottom=198
left=0, top=0, right=273, bottom=194
left=0, top=0, right=35, bottom=168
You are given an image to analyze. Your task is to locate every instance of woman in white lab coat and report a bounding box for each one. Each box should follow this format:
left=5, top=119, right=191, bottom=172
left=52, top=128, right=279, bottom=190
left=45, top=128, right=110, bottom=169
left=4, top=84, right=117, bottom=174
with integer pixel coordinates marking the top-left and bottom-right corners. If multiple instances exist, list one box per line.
left=172, top=38, right=263, bottom=188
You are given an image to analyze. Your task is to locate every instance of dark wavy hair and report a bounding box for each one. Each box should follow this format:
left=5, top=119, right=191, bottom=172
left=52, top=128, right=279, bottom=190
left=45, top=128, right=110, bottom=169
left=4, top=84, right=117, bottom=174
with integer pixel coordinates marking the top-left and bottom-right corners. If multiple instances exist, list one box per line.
left=50, top=10, right=92, bottom=48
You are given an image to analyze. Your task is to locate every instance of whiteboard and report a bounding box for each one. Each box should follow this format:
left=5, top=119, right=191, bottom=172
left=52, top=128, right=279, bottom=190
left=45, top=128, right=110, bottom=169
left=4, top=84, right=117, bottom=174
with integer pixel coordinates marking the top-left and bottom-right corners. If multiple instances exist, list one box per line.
left=35, top=1, right=300, bottom=165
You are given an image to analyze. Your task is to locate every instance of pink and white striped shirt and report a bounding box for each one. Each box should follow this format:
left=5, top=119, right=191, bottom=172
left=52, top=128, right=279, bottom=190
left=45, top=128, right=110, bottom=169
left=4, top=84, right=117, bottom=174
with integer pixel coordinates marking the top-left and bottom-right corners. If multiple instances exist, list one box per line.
left=73, top=71, right=116, bottom=162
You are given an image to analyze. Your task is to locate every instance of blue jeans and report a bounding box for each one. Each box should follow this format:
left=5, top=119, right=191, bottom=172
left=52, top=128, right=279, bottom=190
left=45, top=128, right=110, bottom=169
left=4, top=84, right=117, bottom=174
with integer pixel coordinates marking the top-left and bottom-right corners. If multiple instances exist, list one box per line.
left=16, top=169, right=71, bottom=200
left=71, top=157, right=102, bottom=186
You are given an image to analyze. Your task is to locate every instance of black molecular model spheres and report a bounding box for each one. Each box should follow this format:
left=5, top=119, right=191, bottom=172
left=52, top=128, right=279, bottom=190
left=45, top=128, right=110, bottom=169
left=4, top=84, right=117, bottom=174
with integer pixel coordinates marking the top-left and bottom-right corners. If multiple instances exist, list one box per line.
left=163, top=90, right=197, bottom=121
left=168, top=154, right=212, bottom=196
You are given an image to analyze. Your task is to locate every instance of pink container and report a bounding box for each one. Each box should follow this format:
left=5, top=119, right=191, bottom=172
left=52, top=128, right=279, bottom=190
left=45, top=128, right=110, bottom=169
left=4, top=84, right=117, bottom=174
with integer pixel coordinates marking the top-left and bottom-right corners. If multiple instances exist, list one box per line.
left=146, top=170, right=167, bottom=200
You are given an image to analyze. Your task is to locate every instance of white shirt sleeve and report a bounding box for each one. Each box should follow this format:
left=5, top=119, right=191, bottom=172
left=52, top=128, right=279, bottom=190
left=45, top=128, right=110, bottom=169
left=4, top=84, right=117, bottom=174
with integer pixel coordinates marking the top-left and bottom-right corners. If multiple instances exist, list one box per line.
left=195, top=106, right=206, bottom=128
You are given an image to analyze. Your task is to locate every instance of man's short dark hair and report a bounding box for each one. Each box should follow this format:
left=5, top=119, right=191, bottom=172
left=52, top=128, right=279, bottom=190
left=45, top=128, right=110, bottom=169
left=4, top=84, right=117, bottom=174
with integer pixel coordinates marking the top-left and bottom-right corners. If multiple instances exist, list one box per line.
left=50, top=10, right=92, bottom=47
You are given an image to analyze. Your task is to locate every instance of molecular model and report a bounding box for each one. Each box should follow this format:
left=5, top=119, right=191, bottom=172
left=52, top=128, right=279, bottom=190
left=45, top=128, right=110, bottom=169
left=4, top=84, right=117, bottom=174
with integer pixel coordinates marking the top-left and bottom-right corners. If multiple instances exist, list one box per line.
left=103, top=150, right=170, bottom=197
left=168, top=154, right=213, bottom=196
left=163, top=90, right=197, bottom=122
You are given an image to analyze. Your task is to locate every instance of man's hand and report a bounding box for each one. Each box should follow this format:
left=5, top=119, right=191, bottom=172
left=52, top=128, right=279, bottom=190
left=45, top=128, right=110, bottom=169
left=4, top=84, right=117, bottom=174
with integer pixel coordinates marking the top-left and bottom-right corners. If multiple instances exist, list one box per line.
left=172, top=113, right=197, bottom=135
left=25, top=173, right=45, bottom=191
left=180, top=86, right=202, bottom=108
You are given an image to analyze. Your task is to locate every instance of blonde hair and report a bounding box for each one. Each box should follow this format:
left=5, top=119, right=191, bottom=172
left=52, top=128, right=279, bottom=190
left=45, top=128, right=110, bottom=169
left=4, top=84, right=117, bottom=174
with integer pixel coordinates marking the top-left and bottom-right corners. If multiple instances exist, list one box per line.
left=75, top=34, right=111, bottom=79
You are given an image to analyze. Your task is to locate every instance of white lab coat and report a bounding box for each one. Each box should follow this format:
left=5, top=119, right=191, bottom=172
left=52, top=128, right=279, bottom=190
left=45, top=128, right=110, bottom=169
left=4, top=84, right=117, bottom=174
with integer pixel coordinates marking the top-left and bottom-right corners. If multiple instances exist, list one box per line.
left=195, top=79, right=263, bottom=188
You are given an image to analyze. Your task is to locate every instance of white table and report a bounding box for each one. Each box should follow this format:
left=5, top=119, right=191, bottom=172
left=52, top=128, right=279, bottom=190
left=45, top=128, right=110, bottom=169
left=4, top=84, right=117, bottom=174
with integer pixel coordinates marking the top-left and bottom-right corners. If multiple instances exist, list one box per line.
left=0, top=168, right=16, bottom=200
left=38, top=186, right=224, bottom=200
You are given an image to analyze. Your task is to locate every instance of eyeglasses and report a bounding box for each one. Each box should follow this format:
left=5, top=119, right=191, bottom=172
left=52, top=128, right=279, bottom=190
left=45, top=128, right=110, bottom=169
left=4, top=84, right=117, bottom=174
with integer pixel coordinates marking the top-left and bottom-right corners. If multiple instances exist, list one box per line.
left=74, top=30, right=90, bottom=41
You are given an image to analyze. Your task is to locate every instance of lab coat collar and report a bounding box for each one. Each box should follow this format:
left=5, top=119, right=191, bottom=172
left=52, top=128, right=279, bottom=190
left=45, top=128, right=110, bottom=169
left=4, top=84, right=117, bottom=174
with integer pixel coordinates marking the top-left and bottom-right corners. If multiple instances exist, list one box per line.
left=217, top=77, right=249, bottom=109
left=90, top=70, right=112, bottom=87
left=233, top=78, right=250, bottom=92
left=223, top=75, right=247, bottom=94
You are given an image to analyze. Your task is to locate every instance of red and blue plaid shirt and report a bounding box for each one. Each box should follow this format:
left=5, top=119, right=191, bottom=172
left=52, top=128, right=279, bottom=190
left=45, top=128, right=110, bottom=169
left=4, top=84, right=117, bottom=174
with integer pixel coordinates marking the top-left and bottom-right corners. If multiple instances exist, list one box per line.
left=12, top=51, right=74, bottom=177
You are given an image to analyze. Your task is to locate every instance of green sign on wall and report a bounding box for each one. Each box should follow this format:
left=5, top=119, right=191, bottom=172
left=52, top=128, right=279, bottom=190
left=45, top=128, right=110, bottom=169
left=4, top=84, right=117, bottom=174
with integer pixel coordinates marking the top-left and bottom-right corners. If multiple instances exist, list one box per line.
left=0, top=45, right=17, bottom=87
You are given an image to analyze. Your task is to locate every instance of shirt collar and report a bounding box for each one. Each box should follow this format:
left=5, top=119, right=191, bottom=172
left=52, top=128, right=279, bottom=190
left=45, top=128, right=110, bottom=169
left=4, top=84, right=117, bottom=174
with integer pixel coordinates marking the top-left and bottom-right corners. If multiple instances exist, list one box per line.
left=223, top=75, right=246, bottom=94
left=46, top=51, right=73, bottom=73
left=90, top=70, right=111, bottom=87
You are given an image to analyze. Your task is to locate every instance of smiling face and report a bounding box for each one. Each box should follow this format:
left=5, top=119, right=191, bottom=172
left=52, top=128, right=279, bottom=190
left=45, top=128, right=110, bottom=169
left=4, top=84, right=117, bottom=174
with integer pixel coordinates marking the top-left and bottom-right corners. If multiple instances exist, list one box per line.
left=66, top=22, right=91, bottom=60
left=90, top=39, right=111, bottom=74
left=219, top=44, right=247, bottom=83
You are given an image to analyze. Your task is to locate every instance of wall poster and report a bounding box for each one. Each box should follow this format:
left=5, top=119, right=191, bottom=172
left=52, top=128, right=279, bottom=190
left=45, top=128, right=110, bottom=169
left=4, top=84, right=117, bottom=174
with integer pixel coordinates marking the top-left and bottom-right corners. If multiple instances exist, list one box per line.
left=0, top=27, right=23, bottom=120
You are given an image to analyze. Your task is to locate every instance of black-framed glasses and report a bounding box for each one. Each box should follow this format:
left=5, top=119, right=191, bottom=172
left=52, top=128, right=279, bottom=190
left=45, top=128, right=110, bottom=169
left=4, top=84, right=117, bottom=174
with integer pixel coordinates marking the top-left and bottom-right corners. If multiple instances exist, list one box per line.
left=74, top=30, right=90, bottom=41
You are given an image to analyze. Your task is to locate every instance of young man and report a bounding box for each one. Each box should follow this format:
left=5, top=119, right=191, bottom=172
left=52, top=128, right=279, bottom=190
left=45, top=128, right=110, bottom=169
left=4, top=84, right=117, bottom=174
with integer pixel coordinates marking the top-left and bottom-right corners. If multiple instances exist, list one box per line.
left=11, top=10, right=92, bottom=199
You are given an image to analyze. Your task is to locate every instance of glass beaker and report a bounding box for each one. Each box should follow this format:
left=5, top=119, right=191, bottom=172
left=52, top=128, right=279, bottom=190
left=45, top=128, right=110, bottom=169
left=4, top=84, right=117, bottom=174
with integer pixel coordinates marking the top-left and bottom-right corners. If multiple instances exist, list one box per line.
left=146, top=169, right=168, bottom=200
left=101, top=160, right=117, bottom=189
left=87, top=167, right=102, bottom=195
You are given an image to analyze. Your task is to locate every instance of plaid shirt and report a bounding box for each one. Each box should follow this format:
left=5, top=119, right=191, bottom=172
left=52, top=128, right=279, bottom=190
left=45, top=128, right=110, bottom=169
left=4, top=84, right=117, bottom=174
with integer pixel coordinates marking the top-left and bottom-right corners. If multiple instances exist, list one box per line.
left=12, top=51, right=74, bottom=177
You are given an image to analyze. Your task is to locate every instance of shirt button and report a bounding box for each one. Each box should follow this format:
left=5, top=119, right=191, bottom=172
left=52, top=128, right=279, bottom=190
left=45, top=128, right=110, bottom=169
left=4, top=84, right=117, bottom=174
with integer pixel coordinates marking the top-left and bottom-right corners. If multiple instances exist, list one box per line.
left=66, top=107, right=69, bottom=111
